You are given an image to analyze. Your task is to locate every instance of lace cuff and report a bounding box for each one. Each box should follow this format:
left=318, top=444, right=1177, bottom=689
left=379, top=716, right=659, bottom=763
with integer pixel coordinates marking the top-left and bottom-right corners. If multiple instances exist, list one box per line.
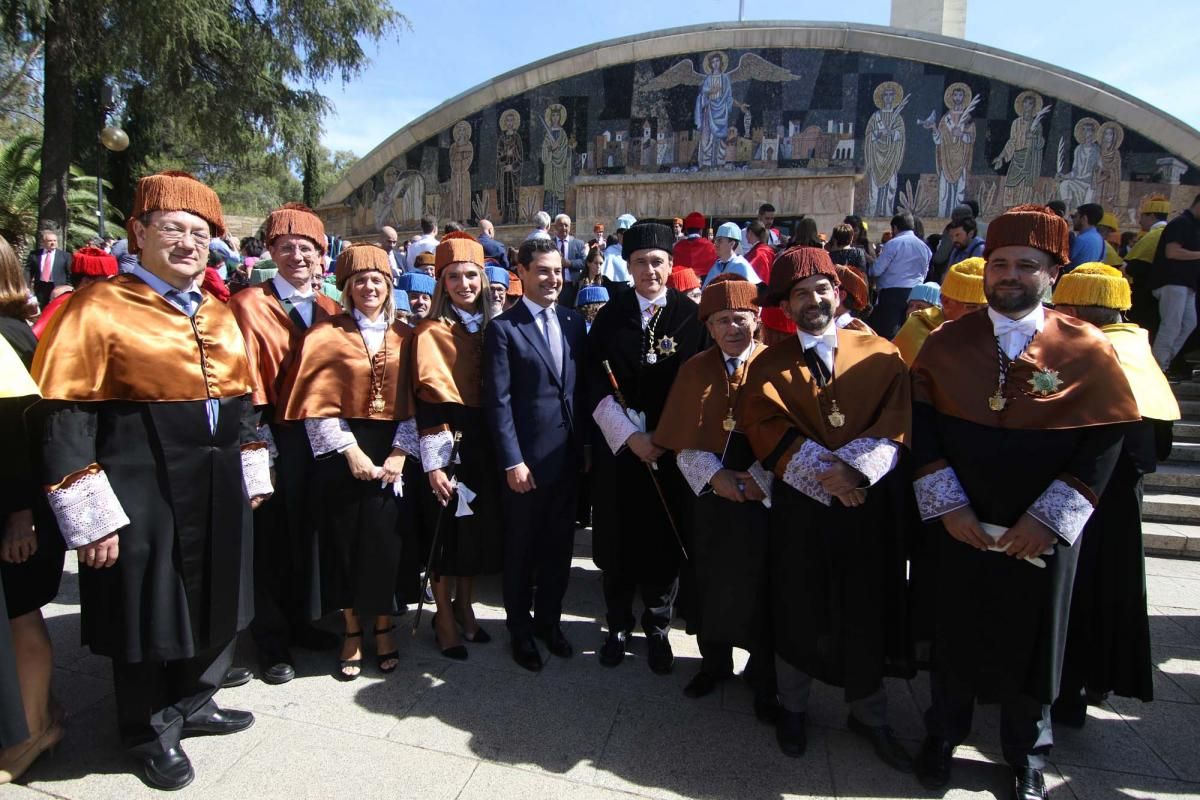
left=420, top=429, right=455, bottom=472
left=241, top=444, right=273, bottom=499
left=304, top=418, right=357, bottom=457
left=676, top=449, right=724, bottom=496
left=256, top=423, right=279, bottom=462
left=782, top=439, right=834, bottom=506
left=747, top=461, right=773, bottom=508
left=46, top=467, right=132, bottom=549
left=913, top=466, right=970, bottom=521
left=592, top=395, right=640, bottom=454
left=392, top=417, right=419, bottom=458
left=835, top=438, right=899, bottom=486
left=1027, top=478, right=1094, bottom=545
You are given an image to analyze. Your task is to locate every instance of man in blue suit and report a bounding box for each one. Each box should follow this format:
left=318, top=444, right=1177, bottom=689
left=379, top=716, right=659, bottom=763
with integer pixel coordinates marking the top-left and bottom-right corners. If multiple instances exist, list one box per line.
left=551, top=214, right=588, bottom=283
left=484, top=236, right=589, bottom=671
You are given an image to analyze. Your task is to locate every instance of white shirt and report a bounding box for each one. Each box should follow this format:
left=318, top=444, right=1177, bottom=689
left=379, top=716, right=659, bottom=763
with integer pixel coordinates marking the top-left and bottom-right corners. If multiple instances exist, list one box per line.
left=525, top=229, right=551, bottom=241
left=988, top=304, right=1045, bottom=360
left=834, top=312, right=854, bottom=329
left=636, top=289, right=667, bottom=329
left=452, top=304, right=484, bottom=333
left=353, top=309, right=389, bottom=354
left=521, top=295, right=557, bottom=336
left=797, top=324, right=838, bottom=374
left=404, top=234, right=439, bottom=271
left=721, top=343, right=756, bottom=375
left=272, top=274, right=316, bottom=327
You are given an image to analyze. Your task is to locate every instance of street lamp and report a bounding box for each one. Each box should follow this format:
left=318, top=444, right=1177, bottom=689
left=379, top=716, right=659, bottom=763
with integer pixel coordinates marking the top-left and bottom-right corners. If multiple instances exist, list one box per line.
left=96, top=85, right=128, bottom=239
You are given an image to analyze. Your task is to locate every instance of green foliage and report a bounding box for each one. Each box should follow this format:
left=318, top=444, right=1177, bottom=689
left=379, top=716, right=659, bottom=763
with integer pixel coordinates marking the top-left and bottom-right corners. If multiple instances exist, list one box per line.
left=0, top=37, right=41, bottom=141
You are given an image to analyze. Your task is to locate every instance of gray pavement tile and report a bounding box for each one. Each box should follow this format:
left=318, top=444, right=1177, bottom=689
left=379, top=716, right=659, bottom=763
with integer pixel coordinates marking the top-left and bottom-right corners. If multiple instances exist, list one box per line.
left=457, top=762, right=644, bottom=800
left=1145, top=575, right=1200, bottom=611
left=1052, top=703, right=1177, bottom=779
left=194, top=715, right=476, bottom=800
left=51, top=666, right=112, bottom=719
left=380, top=660, right=617, bottom=783
left=1152, top=665, right=1198, bottom=704
left=1152, top=646, right=1200, bottom=704
left=1145, top=557, right=1200, bottom=581
left=1051, top=761, right=1200, bottom=799
left=1107, top=694, right=1200, bottom=782
left=1148, top=607, right=1200, bottom=650
left=593, top=697, right=836, bottom=800
left=0, top=783, right=52, bottom=798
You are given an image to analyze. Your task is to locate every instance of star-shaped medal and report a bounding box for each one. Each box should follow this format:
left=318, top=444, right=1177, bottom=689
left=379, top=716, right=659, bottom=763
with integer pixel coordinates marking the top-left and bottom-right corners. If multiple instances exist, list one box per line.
left=656, top=335, right=677, bottom=359
left=1027, top=368, right=1063, bottom=396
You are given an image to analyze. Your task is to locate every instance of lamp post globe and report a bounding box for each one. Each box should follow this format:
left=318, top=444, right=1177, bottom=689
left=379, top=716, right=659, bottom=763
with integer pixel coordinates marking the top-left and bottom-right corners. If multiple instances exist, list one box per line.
left=99, top=125, right=129, bottom=152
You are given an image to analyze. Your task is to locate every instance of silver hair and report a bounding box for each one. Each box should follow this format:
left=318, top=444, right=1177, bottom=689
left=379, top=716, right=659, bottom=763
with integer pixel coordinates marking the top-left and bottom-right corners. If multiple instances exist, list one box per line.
left=553, top=213, right=571, bottom=226
left=533, top=211, right=551, bottom=229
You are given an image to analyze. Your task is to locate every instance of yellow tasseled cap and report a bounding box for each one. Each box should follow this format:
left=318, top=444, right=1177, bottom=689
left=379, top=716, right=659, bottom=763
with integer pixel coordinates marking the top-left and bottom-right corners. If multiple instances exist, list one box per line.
left=941, top=257, right=987, bottom=305
left=1052, top=263, right=1131, bottom=311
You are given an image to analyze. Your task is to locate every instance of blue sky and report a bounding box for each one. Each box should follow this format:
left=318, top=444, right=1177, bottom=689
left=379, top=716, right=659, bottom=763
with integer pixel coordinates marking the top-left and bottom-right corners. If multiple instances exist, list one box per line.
left=316, top=0, right=1197, bottom=157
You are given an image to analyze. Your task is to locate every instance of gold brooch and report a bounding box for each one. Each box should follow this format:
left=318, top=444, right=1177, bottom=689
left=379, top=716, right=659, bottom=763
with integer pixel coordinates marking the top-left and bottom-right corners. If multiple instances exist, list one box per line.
left=1027, top=368, right=1063, bottom=396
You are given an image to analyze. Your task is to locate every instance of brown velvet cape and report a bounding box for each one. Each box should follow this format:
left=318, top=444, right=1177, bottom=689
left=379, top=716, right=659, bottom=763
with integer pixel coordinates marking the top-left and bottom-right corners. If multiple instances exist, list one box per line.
left=412, top=317, right=482, bottom=432
left=32, top=275, right=254, bottom=401
left=279, top=314, right=414, bottom=421
left=655, top=344, right=764, bottom=455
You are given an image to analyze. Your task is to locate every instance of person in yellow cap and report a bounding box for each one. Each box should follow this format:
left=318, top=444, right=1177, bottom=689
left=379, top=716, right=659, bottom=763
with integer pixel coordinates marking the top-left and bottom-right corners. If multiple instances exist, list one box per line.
left=32, top=171, right=267, bottom=790
left=894, top=257, right=988, bottom=366
left=1095, top=212, right=1124, bottom=267
left=1050, top=263, right=1179, bottom=729
left=1124, top=194, right=1172, bottom=332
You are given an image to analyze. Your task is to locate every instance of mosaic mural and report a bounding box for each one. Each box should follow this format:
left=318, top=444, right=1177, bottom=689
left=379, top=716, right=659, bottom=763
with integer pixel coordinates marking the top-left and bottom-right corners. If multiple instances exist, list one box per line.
left=344, top=47, right=1198, bottom=234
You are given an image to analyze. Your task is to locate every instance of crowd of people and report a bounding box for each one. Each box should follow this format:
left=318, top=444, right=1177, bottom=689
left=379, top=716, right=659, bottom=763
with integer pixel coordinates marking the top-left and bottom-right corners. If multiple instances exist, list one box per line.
left=0, top=169, right=1196, bottom=800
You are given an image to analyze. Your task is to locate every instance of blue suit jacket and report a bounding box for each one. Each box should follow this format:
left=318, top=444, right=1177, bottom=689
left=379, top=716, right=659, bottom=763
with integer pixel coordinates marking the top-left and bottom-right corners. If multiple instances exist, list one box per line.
left=483, top=299, right=588, bottom=483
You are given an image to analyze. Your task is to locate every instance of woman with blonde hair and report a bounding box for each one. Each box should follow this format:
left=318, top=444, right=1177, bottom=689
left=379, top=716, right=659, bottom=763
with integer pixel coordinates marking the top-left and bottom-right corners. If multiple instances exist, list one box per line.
left=279, top=243, right=418, bottom=680
left=412, top=232, right=502, bottom=659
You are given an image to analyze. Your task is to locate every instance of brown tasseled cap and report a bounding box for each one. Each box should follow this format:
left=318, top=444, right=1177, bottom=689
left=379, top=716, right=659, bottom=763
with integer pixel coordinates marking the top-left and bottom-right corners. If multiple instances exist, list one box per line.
left=334, top=243, right=393, bottom=290
left=834, top=264, right=869, bottom=311
left=698, top=275, right=758, bottom=321
left=264, top=202, right=326, bottom=253
left=762, top=246, right=839, bottom=304
left=434, top=231, right=484, bottom=276
left=984, top=204, right=1071, bottom=265
left=126, top=171, right=225, bottom=254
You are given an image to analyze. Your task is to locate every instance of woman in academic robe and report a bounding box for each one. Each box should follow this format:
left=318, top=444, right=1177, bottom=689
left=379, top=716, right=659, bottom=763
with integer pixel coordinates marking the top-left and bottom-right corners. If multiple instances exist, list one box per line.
left=280, top=243, right=418, bottom=680
left=412, top=232, right=503, bottom=660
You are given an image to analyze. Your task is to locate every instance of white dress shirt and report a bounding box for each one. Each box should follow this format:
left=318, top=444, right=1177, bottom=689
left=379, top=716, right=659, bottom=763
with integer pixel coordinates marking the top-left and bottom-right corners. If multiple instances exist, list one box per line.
left=353, top=309, right=389, bottom=354
left=452, top=304, right=484, bottom=333
left=272, top=274, right=316, bottom=327
left=797, top=325, right=838, bottom=374
left=404, top=234, right=439, bottom=271
left=988, top=304, right=1045, bottom=360
left=636, top=289, right=668, bottom=329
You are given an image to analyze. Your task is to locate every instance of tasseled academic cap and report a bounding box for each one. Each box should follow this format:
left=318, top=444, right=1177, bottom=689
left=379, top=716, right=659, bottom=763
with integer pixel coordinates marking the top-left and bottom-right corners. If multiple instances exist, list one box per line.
left=698, top=274, right=757, bottom=321
left=576, top=285, right=609, bottom=306
left=127, top=171, right=225, bottom=254
left=1140, top=194, right=1171, bottom=215
left=434, top=231, right=484, bottom=276
left=835, top=265, right=870, bottom=311
left=484, top=265, right=510, bottom=289
left=621, top=222, right=675, bottom=260
left=666, top=267, right=700, bottom=293
left=941, top=257, right=987, bottom=304
left=334, top=243, right=393, bottom=291
left=414, top=252, right=436, bottom=270
left=396, top=272, right=436, bottom=295
left=984, top=204, right=1071, bottom=265
left=506, top=273, right=523, bottom=297
left=264, top=202, right=326, bottom=253
left=683, top=212, right=706, bottom=230
left=763, top=246, right=839, bottom=305
left=1052, top=263, right=1131, bottom=311
left=71, top=246, right=118, bottom=277
left=906, top=281, right=942, bottom=309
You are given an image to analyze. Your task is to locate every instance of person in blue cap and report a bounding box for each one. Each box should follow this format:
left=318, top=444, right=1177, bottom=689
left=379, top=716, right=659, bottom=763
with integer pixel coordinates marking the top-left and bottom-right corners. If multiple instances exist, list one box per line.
left=702, top=222, right=762, bottom=288
left=396, top=271, right=436, bottom=322
left=575, top=284, right=609, bottom=332
left=393, top=286, right=413, bottom=325
left=600, top=214, right=637, bottom=285
left=485, top=265, right=511, bottom=317
left=905, top=281, right=941, bottom=319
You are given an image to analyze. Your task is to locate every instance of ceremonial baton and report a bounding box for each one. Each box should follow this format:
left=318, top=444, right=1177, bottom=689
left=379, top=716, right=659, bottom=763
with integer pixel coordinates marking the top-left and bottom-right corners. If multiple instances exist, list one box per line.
left=413, top=430, right=463, bottom=636
left=601, top=360, right=689, bottom=561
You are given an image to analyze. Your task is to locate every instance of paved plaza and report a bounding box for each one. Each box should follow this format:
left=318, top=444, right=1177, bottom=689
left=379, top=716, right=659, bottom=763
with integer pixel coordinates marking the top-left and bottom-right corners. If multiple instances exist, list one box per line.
left=5, top=533, right=1200, bottom=800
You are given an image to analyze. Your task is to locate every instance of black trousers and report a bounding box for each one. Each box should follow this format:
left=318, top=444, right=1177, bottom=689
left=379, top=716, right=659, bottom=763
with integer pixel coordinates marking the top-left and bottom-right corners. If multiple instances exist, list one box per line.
left=867, top=286, right=911, bottom=339
left=112, top=638, right=236, bottom=758
left=502, top=471, right=578, bottom=638
left=925, top=669, right=1053, bottom=770
left=33, top=280, right=56, bottom=308
left=698, top=633, right=777, bottom=697
left=602, top=572, right=677, bottom=638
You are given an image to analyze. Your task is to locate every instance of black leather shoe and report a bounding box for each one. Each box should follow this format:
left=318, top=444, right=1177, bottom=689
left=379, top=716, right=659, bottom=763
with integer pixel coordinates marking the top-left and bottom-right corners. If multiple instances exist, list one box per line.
left=260, top=661, right=295, bottom=685
left=511, top=636, right=543, bottom=672
left=1013, top=767, right=1047, bottom=800
left=646, top=634, right=674, bottom=675
left=599, top=631, right=628, bottom=667
left=914, top=737, right=954, bottom=790
left=683, top=671, right=724, bottom=699
left=182, top=708, right=255, bottom=737
left=143, top=747, right=194, bottom=791
left=1051, top=694, right=1087, bottom=728
left=220, top=666, right=252, bottom=689
left=775, top=709, right=807, bottom=757
left=534, top=626, right=573, bottom=658
left=847, top=715, right=913, bottom=772
left=291, top=625, right=341, bottom=651
left=754, top=693, right=781, bottom=725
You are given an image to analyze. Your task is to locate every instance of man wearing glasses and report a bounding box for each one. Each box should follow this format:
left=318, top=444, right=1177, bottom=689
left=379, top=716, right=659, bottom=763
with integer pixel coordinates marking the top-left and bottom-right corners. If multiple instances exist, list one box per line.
left=32, top=172, right=271, bottom=790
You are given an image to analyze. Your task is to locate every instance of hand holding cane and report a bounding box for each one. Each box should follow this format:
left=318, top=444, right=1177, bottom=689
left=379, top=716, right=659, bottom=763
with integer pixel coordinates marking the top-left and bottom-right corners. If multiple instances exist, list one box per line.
left=413, top=431, right=463, bottom=635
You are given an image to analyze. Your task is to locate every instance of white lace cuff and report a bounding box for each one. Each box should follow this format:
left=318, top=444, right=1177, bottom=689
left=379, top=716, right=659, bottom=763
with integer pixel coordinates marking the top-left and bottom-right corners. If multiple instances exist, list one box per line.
left=242, top=445, right=273, bottom=499
left=256, top=423, right=279, bottom=462
left=392, top=417, right=419, bottom=458
left=782, top=439, right=834, bottom=506
left=47, top=470, right=132, bottom=549
left=676, top=449, right=724, bottom=496
left=913, top=466, right=970, bottom=521
left=420, top=429, right=455, bottom=472
left=748, top=461, right=773, bottom=508
left=592, top=394, right=640, bottom=454
left=835, top=438, right=899, bottom=486
left=304, top=418, right=357, bottom=457
left=1027, top=479, right=1094, bottom=545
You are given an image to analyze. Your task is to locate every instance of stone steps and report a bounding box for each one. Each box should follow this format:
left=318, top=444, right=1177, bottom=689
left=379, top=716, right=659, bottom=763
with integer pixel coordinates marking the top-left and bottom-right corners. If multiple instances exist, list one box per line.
left=1144, top=521, right=1200, bottom=558
left=1145, top=464, right=1200, bottom=494
left=1144, top=492, right=1200, bottom=524
left=1173, top=421, right=1200, bottom=443
left=1147, top=382, right=1200, bottom=556
left=1169, top=441, right=1200, bottom=463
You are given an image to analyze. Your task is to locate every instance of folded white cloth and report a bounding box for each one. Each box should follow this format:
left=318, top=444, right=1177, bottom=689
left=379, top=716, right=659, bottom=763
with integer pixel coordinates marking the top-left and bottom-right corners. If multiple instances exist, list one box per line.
left=980, top=522, right=1050, bottom=568
left=455, top=480, right=477, bottom=517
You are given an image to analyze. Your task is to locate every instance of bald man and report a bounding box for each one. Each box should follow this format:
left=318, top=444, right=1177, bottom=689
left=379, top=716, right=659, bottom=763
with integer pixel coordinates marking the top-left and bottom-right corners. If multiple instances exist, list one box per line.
left=479, top=219, right=510, bottom=270
left=379, top=226, right=402, bottom=281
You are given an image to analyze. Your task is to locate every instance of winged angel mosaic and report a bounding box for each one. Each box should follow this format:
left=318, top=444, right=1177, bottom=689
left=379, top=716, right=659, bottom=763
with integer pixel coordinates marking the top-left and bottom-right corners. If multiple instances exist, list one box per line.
left=643, top=51, right=799, bottom=169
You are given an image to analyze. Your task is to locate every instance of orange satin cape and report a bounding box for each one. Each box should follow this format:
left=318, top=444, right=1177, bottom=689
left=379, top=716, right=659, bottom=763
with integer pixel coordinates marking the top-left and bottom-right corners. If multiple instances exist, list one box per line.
left=412, top=317, right=482, bottom=419
left=279, top=314, right=414, bottom=421
left=655, top=344, right=764, bottom=455
left=740, top=328, right=911, bottom=478
left=32, top=274, right=254, bottom=402
left=229, top=280, right=341, bottom=407
left=911, top=308, right=1140, bottom=430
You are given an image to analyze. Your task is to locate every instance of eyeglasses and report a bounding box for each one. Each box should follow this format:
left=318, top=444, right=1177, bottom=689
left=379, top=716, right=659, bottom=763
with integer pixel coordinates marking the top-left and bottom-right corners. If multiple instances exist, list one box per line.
left=153, top=222, right=211, bottom=248
left=275, top=245, right=319, bottom=257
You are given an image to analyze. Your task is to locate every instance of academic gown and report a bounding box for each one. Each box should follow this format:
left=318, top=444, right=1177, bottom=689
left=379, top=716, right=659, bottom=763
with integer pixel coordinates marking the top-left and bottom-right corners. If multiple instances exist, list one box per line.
left=586, top=288, right=703, bottom=584
left=910, top=308, right=1140, bottom=704
left=32, top=276, right=261, bottom=663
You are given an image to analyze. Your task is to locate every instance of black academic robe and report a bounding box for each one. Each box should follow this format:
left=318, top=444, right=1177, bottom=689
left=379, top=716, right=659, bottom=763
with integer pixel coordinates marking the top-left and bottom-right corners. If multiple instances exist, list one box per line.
left=40, top=398, right=257, bottom=663
left=586, top=288, right=703, bottom=583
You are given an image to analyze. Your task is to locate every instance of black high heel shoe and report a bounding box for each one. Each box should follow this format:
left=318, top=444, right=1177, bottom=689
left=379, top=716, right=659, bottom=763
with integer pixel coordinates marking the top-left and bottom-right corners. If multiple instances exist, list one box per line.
left=374, top=625, right=399, bottom=674
left=452, top=600, right=491, bottom=643
left=336, top=629, right=363, bottom=681
left=431, top=615, right=468, bottom=660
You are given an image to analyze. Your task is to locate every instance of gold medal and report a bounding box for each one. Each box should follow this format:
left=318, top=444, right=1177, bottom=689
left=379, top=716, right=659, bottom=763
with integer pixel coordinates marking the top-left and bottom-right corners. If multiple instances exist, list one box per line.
left=369, top=393, right=385, bottom=415
left=722, top=414, right=736, bottom=432
left=827, top=401, right=846, bottom=428
left=988, top=390, right=1006, bottom=412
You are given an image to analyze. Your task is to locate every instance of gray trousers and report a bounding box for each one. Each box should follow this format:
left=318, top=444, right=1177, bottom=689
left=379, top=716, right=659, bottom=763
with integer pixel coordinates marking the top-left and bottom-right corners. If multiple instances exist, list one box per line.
left=775, top=655, right=888, bottom=727
left=1152, top=285, right=1198, bottom=369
